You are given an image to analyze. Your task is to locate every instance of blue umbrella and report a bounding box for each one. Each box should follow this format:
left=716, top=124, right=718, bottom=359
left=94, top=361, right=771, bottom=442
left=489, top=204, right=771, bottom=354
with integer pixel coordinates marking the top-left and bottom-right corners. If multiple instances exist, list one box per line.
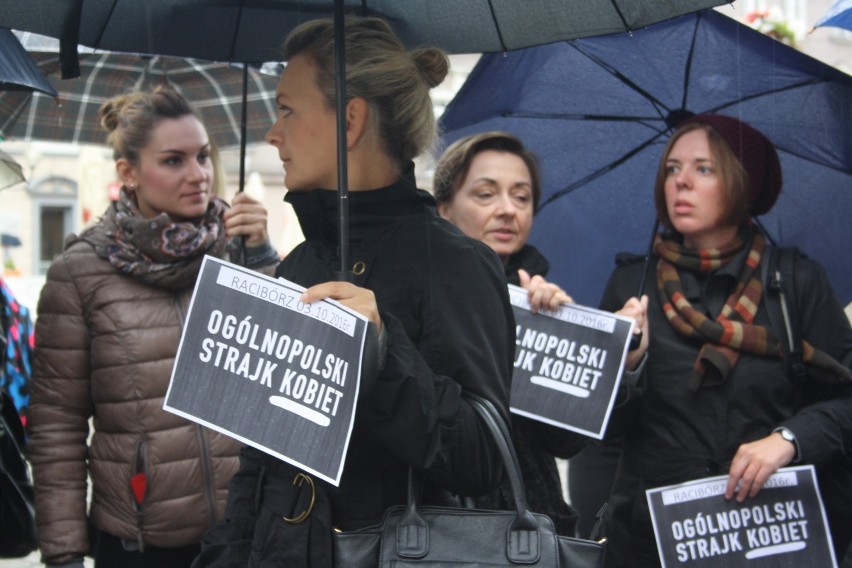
left=814, top=0, right=852, bottom=32
left=0, top=27, right=57, bottom=96
left=439, top=9, right=852, bottom=307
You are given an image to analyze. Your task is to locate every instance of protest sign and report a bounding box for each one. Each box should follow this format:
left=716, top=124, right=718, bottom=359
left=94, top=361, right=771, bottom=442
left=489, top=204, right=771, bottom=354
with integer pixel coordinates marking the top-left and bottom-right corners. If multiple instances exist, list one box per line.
left=508, top=284, right=635, bottom=439
left=646, top=466, right=837, bottom=567
left=164, top=256, right=369, bottom=486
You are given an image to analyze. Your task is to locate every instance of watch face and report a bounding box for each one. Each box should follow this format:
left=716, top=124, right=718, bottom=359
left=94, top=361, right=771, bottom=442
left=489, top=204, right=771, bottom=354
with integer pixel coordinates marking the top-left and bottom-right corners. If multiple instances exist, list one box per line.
left=780, top=428, right=794, bottom=442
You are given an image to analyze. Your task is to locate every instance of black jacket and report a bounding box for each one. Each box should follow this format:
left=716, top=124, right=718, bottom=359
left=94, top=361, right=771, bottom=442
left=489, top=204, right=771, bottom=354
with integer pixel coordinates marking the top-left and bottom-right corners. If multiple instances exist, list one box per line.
left=195, top=166, right=514, bottom=567
left=474, top=244, right=586, bottom=535
left=601, top=244, right=852, bottom=568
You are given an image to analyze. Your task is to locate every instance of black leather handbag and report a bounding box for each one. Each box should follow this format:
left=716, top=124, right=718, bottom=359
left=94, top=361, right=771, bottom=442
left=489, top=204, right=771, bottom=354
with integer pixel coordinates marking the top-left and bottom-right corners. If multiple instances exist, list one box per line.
left=0, top=390, right=38, bottom=558
left=332, top=392, right=606, bottom=567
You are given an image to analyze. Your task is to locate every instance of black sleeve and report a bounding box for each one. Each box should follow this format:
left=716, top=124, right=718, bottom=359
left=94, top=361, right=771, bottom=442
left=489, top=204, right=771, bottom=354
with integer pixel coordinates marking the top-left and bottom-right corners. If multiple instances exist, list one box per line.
left=779, top=257, right=852, bottom=466
left=365, top=240, right=514, bottom=497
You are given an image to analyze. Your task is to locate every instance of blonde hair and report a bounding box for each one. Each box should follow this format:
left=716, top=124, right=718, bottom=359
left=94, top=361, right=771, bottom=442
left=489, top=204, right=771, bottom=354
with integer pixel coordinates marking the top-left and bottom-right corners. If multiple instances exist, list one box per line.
left=99, top=86, right=223, bottom=196
left=283, top=17, right=449, bottom=165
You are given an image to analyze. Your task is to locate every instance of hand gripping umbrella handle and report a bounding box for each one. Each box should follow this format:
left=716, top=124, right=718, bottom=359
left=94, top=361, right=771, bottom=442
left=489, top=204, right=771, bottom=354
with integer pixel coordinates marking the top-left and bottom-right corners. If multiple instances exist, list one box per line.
left=628, top=220, right=659, bottom=351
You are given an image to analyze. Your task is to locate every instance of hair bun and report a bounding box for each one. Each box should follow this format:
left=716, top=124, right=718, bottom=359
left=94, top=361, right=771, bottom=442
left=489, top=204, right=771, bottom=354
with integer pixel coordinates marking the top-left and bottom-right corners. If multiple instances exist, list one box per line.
left=98, top=92, right=143, bottom=134
left=412, top=48, right=449, bottom=89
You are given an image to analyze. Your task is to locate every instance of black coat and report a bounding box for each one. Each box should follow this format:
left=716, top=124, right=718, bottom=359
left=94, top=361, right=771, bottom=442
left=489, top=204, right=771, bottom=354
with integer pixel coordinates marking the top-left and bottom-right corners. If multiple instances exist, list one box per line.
left=195, top=166, right=515, bottom=567
left=473, top=244, right=586, bottom=536
left=600, top=245, right=852, bottom=568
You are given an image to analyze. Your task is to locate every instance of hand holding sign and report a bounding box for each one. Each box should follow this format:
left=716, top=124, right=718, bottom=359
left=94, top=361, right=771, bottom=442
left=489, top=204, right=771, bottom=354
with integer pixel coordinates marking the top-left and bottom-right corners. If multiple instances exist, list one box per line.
left=518, top=268, right=573, bottom=312
left=301, top=281, right=383, bottom=335
left=508, top=284, right=635, bottom=439
left=164, top=257, right=370, bottom=486
left=726, top=431, right=799, bottom=503
left=647, top=466, right=838, bottom=567
left=615, top=295, right=649, bottom=369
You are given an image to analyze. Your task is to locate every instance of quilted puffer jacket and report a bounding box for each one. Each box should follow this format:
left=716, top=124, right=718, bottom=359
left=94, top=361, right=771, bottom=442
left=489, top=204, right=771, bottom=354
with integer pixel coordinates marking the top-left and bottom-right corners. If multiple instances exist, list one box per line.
left=28, top=222, right=276, bottom=566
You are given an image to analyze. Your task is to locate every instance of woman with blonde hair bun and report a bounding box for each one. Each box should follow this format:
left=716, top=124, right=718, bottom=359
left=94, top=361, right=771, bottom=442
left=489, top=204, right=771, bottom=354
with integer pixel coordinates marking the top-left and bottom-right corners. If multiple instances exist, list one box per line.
left=28, top=86, right=277, bottom=568
left=194, top=16, right=514, bottom=568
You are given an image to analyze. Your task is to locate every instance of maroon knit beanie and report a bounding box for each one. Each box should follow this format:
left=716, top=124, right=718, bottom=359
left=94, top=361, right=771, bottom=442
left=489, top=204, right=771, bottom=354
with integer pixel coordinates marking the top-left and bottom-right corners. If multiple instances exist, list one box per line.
left=681, top=113, right=782, bottom=215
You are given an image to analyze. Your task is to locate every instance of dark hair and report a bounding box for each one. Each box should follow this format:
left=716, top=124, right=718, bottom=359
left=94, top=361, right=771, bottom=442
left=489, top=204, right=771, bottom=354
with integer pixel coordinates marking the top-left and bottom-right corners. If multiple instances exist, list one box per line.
left=282, top=16, right=449, bottom=165
left=433, top=131, right=542, bottom=210
left=654, top=121, right=751, bottom=231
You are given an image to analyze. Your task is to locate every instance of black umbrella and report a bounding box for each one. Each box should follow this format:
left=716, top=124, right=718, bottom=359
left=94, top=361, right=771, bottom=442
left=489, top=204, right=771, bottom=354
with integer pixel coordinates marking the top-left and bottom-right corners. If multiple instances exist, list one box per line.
left=0, top=0, right=729, bottom=276
left=439, top=9, right=852, bottom=306
left=1, top=28, right=56, bottom=192
left=0, top=27, right=57, bottom=96
left=0, top=1, right=732, bottom=62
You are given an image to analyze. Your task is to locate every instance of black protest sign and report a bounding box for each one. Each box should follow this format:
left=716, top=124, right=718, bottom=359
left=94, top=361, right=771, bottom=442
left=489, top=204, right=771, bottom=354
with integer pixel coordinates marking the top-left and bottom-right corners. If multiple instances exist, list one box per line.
left=647, top=466, right=837, bottom=568
left=164, top=256, right=368, bottom=486
left=508, top=284, right=635, bottom=439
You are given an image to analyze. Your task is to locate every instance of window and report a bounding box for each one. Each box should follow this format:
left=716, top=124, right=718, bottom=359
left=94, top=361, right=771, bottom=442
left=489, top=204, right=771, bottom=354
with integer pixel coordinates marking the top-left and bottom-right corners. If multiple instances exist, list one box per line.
left=30, top=177, right=77, bottom=274
left=38, top=205, right=72, bottom=272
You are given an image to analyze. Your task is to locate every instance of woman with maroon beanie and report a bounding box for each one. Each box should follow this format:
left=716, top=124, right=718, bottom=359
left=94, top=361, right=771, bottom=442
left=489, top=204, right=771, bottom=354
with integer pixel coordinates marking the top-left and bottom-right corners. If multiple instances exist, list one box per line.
left=600, top=113, right=852, bottom=567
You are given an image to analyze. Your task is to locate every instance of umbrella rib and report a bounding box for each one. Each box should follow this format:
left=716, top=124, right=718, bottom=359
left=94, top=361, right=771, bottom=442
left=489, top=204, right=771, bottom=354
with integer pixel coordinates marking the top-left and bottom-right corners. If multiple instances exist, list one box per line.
left=228, top=0, right=247, bottom=62
left=538, top=131, right=668, bottom=210
left=569, top=43, right=670, bottom=118
left=486, top=0, right=508, bottom=52
left=706, top=77, right=851, bottom=172
left=680, top=12, right=702, bottom=111
left=92, top=0, right=120, bottom=48
left=507, top=112, right=665, bottom=123
left=709, top=78, right=831, bottom=113
left=608, top=0, right=631, bottom=32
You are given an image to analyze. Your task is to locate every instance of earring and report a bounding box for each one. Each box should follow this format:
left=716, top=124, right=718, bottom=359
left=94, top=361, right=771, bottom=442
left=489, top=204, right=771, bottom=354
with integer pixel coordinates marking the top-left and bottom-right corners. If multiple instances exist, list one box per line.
left=127, top=182, right=136, bottom=190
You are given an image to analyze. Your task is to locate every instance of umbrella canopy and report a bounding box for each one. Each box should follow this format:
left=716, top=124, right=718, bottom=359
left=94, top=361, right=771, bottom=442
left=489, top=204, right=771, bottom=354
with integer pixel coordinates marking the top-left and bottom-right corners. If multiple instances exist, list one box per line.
left=0, top=51, right=279, bottom=149
left=0, top=148, right=25, bottom=191
left=0, top=28, right=57, bottom=96
left=0, top=0, right=729, bottom=62
left=814, top=0, right=852, bottom=31
left=0, top=0, right=728, bottom=277
left=439, top=9, right=852, bottom=307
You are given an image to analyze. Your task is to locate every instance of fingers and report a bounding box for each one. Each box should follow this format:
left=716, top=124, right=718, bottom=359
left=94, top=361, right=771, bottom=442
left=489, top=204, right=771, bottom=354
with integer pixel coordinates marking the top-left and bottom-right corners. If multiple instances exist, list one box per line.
left=618, top=295, right=649, bottom=368
left=725, top=434, right=795, bottom=502
left=301, top=281, right=382, bottom=334
left=523, top=274, right=573, bottom=313
left=225, top=192, right=269, bottom=247
left=617, top=295, right=649, bottom=332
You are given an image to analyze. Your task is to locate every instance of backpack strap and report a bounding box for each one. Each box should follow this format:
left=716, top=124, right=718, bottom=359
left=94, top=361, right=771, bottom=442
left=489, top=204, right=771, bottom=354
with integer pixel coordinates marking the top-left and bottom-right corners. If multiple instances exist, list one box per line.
left=762, top=246, right=808, bottom=383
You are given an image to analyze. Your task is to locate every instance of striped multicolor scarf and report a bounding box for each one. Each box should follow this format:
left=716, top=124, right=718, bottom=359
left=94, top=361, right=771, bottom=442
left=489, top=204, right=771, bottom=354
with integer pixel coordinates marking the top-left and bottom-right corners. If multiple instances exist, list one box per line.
left=655, top=227, right=851, bottom=390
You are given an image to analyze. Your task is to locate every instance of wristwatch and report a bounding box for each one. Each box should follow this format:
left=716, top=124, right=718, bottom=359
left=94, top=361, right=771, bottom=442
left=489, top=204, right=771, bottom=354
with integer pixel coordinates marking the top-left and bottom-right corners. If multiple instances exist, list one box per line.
left=773, top=427, right=801, bottom=463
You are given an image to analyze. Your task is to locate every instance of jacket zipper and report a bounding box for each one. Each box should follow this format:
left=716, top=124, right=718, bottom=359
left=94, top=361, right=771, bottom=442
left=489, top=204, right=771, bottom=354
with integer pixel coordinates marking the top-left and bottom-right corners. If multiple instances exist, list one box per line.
left=175, top=293, right=219, bottom=525
left=131, top=441, right=147, bottom=551
left=196, top=425, right=218, bottom=525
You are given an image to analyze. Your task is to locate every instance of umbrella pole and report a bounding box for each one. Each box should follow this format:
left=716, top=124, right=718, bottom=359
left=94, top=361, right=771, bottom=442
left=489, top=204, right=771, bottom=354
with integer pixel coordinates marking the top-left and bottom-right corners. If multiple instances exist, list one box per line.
left=628, top=219, right=659, bottom=351
left=233, top=63, right=250, bottom=266
left=636, top=219, right=659, bottom=299
left=334, top=0, right=352, bottom=282
left=239, top=63, right=248, bottom=194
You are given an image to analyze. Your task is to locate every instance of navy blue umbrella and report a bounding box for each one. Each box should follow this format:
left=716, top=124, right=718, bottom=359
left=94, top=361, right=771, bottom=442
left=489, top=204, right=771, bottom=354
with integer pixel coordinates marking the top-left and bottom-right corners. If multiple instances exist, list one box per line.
left=439, top=9, right=852, bottom=307
left=814, top=0, right=852, bottom=32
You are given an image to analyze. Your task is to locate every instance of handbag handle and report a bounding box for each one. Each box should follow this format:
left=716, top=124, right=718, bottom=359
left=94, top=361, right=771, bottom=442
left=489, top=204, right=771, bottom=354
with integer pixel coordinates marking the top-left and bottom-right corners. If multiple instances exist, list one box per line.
left=397, top=392, right=541, bottom=563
